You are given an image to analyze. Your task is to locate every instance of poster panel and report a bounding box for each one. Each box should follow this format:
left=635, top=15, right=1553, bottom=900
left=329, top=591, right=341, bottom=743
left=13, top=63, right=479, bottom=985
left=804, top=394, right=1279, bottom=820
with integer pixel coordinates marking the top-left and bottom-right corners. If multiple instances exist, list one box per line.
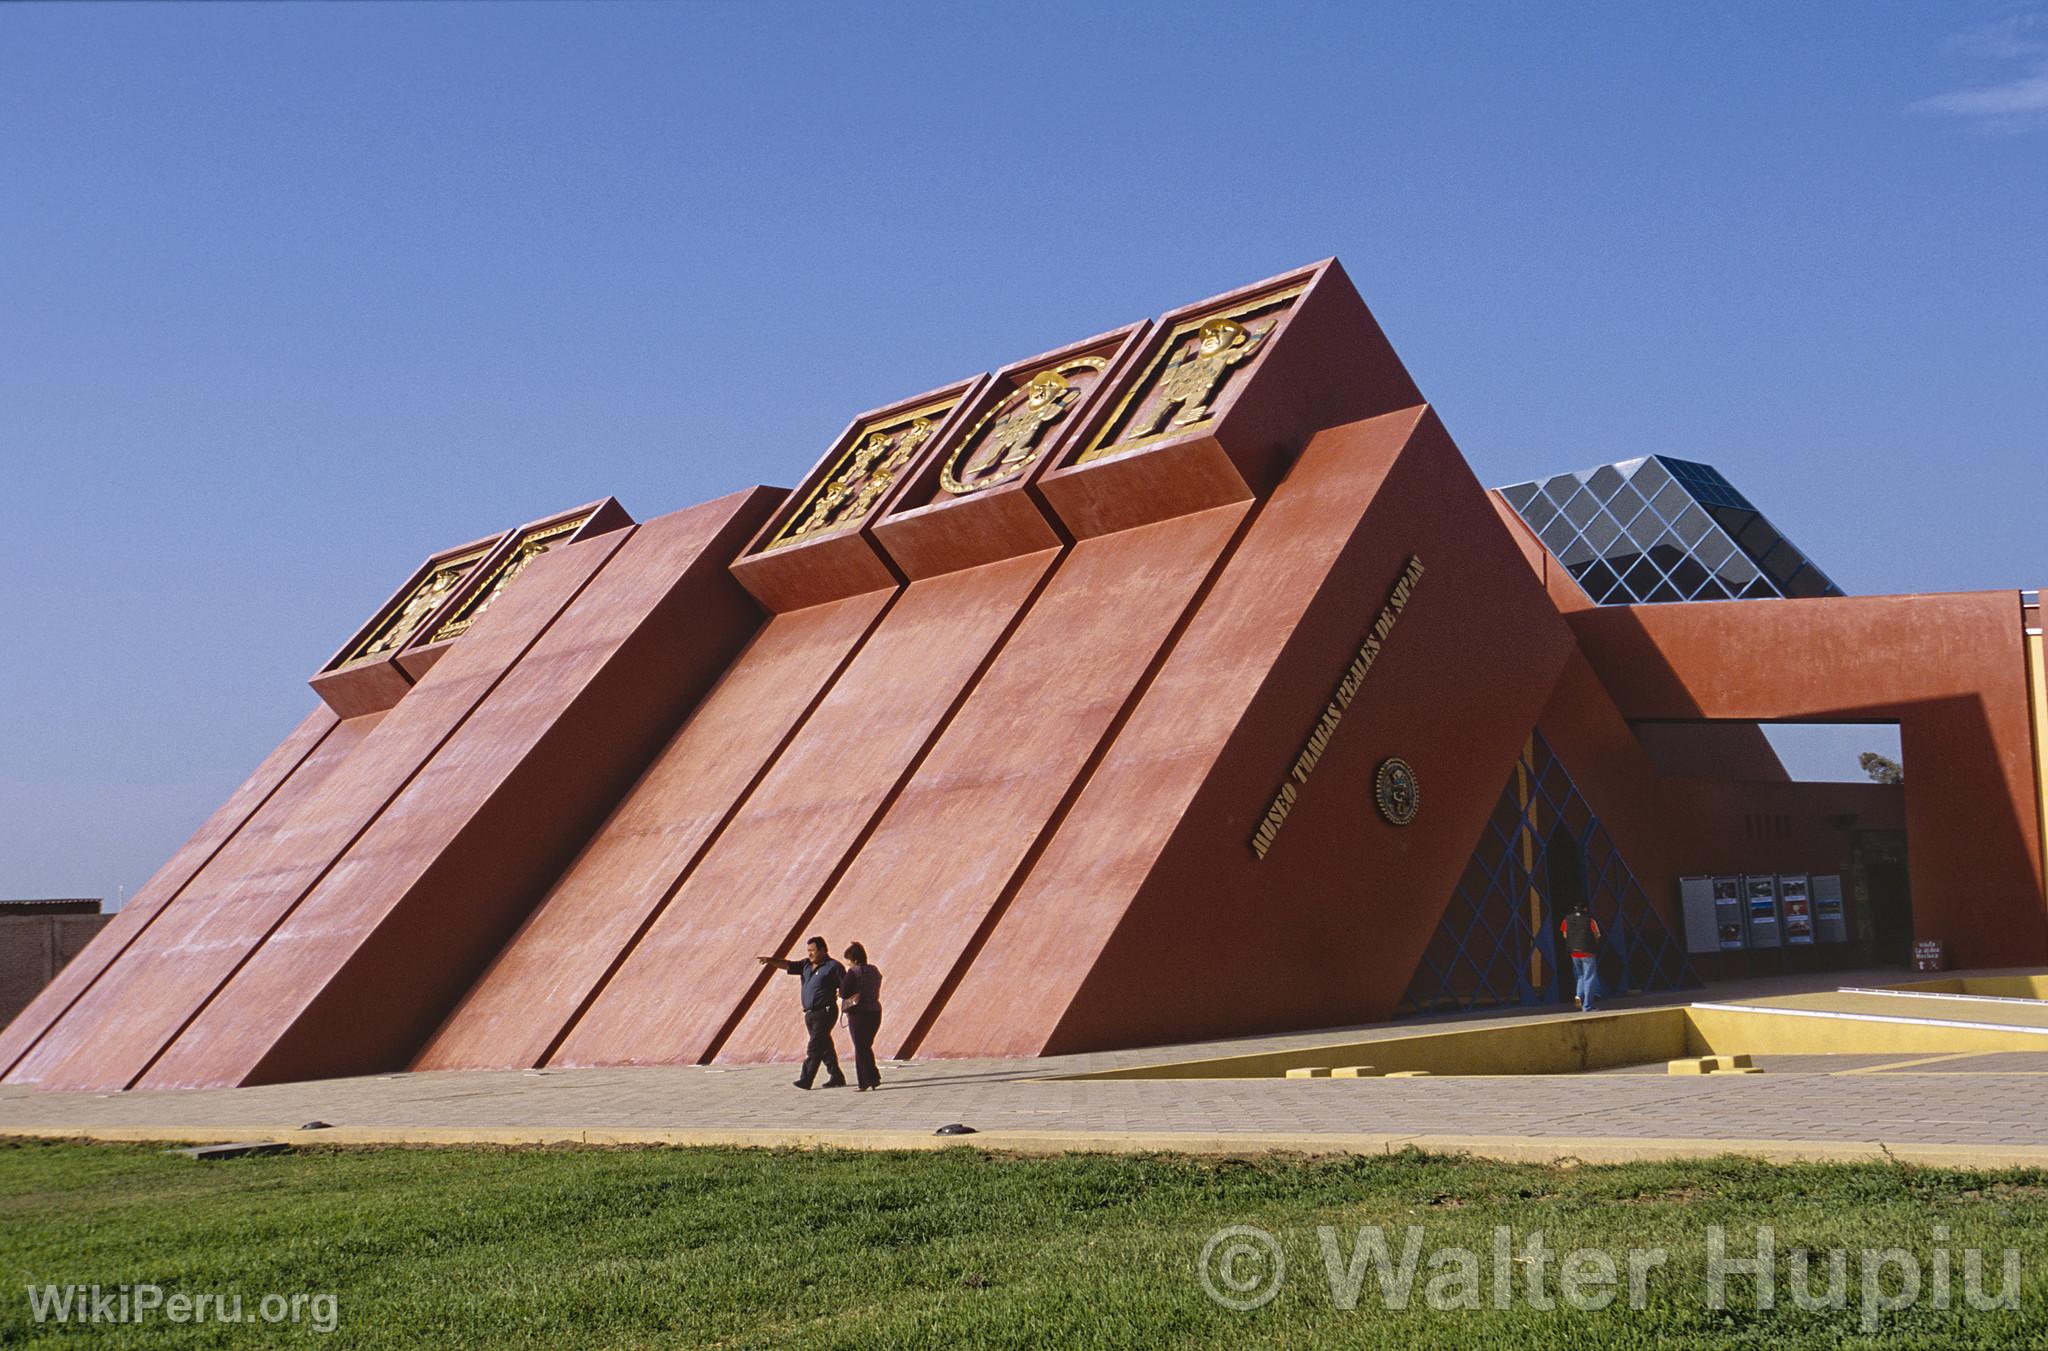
left=1812, top=873, right=1848, bottom=944
left=1680, top=876, right=1721, bottom=954
left=1745, top=873, right=1781, bottom=949
left=1713, top=875, right=1746, bottom=950
left=1780, top=873, right=1814, bottom=944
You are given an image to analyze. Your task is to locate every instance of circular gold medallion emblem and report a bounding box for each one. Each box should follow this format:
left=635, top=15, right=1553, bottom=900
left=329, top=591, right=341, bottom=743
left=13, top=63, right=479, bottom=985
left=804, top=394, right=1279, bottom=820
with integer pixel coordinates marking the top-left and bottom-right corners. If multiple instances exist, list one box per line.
left=1374, top=758, right=1420, bottom=826
left=940, top=356, right=1107, bottom=495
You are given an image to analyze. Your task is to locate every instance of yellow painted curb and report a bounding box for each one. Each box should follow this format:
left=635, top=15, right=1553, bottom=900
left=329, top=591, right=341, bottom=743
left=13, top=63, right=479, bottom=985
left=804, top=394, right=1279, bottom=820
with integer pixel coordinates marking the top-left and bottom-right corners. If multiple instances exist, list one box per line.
left=4, top=1123, right=2047, bottom=1169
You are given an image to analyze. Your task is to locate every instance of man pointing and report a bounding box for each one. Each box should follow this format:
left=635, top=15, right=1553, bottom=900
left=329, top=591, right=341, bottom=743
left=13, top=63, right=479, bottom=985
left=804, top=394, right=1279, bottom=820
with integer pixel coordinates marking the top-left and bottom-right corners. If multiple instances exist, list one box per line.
left=757, top=937, right=846, bottom=1089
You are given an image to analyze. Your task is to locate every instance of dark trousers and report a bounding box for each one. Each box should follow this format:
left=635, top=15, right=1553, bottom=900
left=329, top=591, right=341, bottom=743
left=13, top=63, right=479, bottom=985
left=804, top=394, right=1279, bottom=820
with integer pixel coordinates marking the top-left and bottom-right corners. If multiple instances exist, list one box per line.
left=799, top=1007, right=843, bottom=1087
left=846, top=1007, right=882, bottom=1089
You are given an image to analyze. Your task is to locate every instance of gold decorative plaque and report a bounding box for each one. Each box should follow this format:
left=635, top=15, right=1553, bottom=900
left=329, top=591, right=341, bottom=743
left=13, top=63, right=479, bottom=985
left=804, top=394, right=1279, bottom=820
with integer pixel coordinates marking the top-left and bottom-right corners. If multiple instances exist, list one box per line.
left=1076, top=284, right=1303, bottom=466
left=341, top=547, right=490, bottom=666
left=428, top=515, right=590, bottom=644
left=767, top=396, right=955, bottom=548
left=940, top=357, right=1107, bottom=496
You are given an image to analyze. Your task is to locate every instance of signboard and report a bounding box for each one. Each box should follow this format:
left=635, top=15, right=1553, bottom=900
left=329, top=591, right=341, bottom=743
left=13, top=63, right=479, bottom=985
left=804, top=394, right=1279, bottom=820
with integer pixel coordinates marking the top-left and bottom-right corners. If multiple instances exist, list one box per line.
left=1914, top=939, right=1945, bottom=972
left=1745, top=874, right=1781, bottom=949
left=1812, top=874, right=1848, bottom=944
left=1780, top=874, right=1814, bottom=945
left=1679, top=876, right=1721, bottom=954
left=1713, top=876, right=1746, bottom=950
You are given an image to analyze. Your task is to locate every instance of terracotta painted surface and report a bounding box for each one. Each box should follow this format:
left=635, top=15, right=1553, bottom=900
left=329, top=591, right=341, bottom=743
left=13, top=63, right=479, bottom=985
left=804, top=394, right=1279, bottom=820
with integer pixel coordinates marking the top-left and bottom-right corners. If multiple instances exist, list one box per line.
left=874, top=325, right=1148, bottom=580
left=137, top=492, right=776, bottom=1090
left=549, top=549, right=1058, bottom=1069
left=1568, top=594, right=2046, bottom=969
left=730, top=379, right=983, bottom=613
left=0, top=706, right=341, bottom=1080
left=1631, top=721, right=1790, bottom=781
left=1486, top=489, right=1597, bottom=617
left=1530, top=649, right=1701, bottom=930
left=1039, top=259, right=1421, bottom=539
left=10, top=708, right=389, bottom=1088
left=714, top=504, right=1251, bottom=1064
left=1660, top=778, right=1905, bottom=877
left=921, top=407, right=1573, bottom=1058
left=413, top=587, right=893, bottom=1072
left=22, top=530, right=629, bottom=1092
left=308, top=656, right=412, bottom=719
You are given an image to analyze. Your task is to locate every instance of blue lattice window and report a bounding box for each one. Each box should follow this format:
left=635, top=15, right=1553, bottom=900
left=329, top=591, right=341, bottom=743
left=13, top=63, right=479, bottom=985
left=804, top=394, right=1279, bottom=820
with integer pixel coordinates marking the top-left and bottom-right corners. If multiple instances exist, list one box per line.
left=1400, top=731, right=1698, bottom=1015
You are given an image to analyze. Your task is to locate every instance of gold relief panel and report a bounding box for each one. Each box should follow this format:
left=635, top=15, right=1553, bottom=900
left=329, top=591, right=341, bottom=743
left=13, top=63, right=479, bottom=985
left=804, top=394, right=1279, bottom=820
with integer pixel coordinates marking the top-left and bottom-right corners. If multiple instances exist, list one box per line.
left=940, top=357, right=1108, bottom=496
left=341, top=547, right=491, bottom=667
left=427, top=515, right=590, bottom=644
left=1076, top=284, right=1305, bottom=466
left=768, top=396, right=957, bottom=548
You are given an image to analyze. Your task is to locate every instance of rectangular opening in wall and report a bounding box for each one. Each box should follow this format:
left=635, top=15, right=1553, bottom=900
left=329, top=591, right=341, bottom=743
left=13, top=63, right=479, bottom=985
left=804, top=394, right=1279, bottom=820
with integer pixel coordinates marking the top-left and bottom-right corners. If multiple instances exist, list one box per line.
left=1758, top=722, right=1903, bottom=784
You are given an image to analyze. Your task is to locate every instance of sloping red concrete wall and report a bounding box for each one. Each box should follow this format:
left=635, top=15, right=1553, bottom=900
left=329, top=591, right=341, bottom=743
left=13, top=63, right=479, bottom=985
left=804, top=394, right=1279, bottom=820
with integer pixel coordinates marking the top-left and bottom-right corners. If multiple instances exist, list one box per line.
left=413, top=588, right=892, bottom=1072
left=549, top=549, right=1057, bottom=1069
left=19, top=519, right=641, bottom=1092
left=920, top=406, right=1574, bottom=1058
left=714, top=503, right=1253, bottom=1064
left=1567, top=594, right=2045, bottom=969
left=134, top=491, right=778, bottom=1089
left=0, top=705, right=340, bottom=1079
left=9, top=710, right=388, bottom=1088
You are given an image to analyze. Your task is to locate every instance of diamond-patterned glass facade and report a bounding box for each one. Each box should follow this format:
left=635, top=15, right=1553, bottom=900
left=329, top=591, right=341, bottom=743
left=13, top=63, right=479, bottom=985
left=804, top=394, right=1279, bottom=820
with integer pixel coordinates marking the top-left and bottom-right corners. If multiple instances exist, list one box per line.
left=1497, top=455, right=1841, bottom=605
left=1400, top=731, right=1697, bottom=1016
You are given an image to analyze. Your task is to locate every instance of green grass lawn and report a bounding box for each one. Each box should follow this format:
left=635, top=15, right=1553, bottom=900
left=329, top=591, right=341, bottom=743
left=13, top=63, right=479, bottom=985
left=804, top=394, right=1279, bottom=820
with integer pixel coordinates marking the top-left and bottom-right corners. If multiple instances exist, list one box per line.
left=1, top=1140, right=2044, bottom=1348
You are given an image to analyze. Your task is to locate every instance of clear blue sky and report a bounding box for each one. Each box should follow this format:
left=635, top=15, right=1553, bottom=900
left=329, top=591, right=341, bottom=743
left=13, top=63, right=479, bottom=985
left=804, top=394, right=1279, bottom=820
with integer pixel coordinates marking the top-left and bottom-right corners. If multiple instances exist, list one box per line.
left=2, top=3, right=2042, bottom=905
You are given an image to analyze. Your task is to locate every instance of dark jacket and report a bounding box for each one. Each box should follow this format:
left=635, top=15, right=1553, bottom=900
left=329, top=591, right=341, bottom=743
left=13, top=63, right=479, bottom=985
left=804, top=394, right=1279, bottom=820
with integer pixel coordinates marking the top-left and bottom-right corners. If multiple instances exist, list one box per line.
left=1560, top=911, right=1601, bottom=957
left=842, top=962, right=882, bottom=1016
left=778, top=957, right=844, bottom=1013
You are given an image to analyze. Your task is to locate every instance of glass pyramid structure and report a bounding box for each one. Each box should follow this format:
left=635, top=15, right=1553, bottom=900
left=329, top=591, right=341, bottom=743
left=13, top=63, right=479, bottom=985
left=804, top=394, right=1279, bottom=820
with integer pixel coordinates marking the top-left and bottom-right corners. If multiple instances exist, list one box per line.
left=1496, top=455, right=1840, bottom=605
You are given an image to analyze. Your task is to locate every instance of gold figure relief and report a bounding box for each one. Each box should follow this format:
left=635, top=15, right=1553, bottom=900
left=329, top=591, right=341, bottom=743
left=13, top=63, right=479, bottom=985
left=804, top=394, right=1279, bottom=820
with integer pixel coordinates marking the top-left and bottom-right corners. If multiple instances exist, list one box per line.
left=428, top=516, right=589, bottom=644
left=1132, top=317, right=1267, bottom=437
left=342, top=549, right=487, bottom=666
left=768, top=399, right=953, bottom=548
left=941, top=357, right=1107, bottom=496
left=1078, top=286, right=1302, bottom=465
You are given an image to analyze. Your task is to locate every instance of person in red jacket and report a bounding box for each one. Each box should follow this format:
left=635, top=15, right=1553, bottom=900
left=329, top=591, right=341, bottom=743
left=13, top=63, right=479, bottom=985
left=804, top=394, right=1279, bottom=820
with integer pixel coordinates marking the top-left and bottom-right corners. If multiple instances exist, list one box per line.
left=1561, top=905, right=1602, bottom=1012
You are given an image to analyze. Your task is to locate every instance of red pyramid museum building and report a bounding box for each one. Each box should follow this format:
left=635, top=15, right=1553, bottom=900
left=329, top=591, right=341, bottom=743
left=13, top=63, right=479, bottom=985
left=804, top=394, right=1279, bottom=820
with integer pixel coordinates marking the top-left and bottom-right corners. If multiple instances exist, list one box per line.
left=6, top=259, right=2045, bottom=1092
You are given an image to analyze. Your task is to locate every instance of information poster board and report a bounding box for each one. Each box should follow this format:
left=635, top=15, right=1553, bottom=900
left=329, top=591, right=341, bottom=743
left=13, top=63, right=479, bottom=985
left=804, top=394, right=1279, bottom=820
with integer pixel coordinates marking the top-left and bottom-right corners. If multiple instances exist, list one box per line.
left=1812, top=874, right=1848, bottom=944
left=1679, top=877, right=1721, bottom=954
left=1745, top=874, right=1781, bottom=948
left=1713, top=876, right=1746, bottom=950
left=1780, top=874, right=1814, bottom=944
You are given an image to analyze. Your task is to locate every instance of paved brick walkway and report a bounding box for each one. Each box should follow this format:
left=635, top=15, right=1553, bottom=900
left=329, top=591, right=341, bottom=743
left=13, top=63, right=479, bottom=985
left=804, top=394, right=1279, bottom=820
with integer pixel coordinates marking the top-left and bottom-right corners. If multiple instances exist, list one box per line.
left=8, top=969, right=2048, bottom=1166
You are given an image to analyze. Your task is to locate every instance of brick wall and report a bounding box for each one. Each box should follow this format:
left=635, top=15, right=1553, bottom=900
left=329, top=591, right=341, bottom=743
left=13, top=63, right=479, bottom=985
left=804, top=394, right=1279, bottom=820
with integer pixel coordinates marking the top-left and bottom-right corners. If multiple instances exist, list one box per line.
left=0, top=916, right=111, bottom=1025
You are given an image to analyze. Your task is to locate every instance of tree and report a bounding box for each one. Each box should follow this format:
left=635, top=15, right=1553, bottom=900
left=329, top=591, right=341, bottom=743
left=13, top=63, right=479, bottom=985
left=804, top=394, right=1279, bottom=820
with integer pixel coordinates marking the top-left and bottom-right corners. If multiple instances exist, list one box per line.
left=1860, top=751, right=1904, bottom=785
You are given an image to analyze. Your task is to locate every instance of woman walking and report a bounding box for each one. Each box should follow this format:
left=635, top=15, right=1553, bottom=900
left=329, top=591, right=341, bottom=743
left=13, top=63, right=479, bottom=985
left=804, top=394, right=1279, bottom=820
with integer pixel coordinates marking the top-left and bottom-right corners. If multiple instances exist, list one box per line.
left=840, top=942, right=883, bottom=1091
